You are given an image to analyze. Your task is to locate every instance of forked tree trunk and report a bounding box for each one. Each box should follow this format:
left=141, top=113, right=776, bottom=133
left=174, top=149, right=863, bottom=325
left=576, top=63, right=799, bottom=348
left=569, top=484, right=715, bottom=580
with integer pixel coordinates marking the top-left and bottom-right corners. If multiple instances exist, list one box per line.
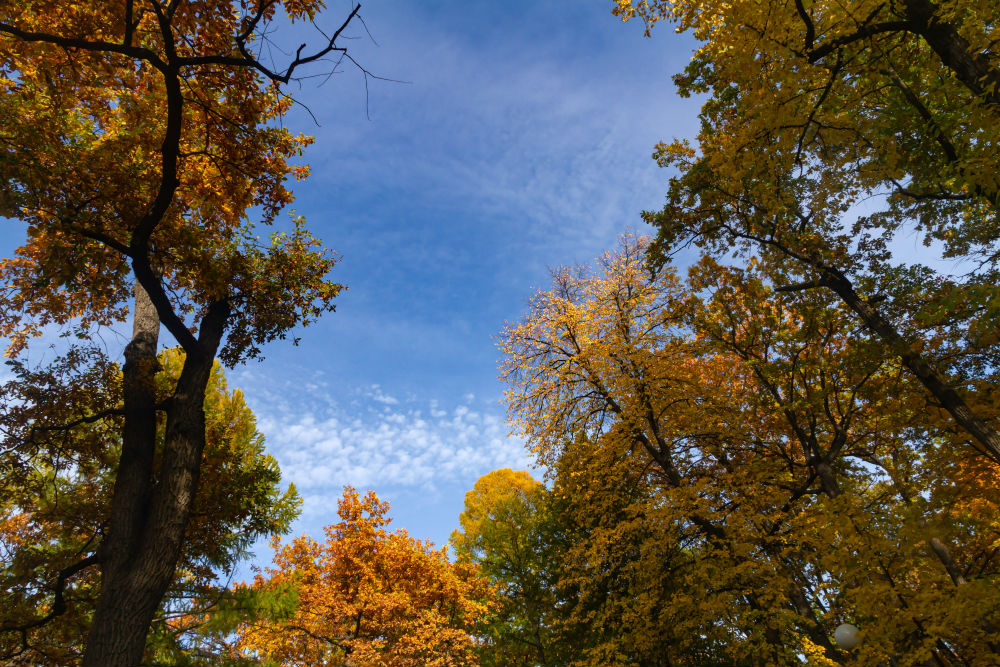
left=82, top=281, right=222, bottom=666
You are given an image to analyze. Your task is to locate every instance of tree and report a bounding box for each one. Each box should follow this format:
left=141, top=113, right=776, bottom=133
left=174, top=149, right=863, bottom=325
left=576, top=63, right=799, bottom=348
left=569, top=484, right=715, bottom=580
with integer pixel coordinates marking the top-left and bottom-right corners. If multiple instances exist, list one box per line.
left=686, top=257, right=1000, bottom=665
left=0, top=347, right=300, bottom=665
left=501, top=238, right=828, bottom=665
left=500, top=236, right=1000, bottom=666
left=613, top=0, right=1000, bottom=465
left=451, top=469, right=565, bottom=667
left=236, top=487, right=492, bottom=667
left=0, top=349, right=299, bottom=664
left=453, top=464, right=707, bottom=667
left=546, top=432, right=735, bottom=667
left=0, top=1, right=362, bottom=663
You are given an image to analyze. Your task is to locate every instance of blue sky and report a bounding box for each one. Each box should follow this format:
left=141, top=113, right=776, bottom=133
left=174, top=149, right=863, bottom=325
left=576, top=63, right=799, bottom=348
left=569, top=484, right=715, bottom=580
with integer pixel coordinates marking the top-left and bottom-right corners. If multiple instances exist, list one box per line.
left=227, top=0, right=702, bottom=553
left=241, top=0, right=968, bottom=557
left=0, top=1, right=702, bottom=557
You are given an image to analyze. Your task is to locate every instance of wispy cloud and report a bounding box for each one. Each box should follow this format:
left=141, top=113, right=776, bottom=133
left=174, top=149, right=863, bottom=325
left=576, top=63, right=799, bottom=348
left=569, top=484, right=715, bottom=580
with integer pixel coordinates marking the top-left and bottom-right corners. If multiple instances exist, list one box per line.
left=367, top=384, right=399, bottom=405
left=289, top=4, right=702, bottom=272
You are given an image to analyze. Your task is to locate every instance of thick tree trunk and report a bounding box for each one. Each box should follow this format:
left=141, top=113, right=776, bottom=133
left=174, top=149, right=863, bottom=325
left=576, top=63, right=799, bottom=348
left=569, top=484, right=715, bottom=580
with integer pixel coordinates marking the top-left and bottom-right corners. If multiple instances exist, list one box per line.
left=82, top=284, right=226, bottom=666
left=83, top=281, right=161, bottom=664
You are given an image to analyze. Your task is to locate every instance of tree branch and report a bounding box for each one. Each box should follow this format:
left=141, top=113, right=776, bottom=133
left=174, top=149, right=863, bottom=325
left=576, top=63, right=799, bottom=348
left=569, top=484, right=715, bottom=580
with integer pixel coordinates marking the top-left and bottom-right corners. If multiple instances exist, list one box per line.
left=806, top=21, right=910, bottom=63
left=0, top=553, right=99, bottom=637
left=0, top=22, right=167, bottom=71
left=226, top=3, right=361, bottom=84
left=26, top=407, right=123, bottom=442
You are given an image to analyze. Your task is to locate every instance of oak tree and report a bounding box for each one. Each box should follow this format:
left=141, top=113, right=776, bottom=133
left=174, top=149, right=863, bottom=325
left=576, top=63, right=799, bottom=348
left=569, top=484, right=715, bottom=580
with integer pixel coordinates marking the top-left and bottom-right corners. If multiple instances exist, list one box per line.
left=0, top=348, right=300, bottom=665
left=0, top=1, right=364, bottom=662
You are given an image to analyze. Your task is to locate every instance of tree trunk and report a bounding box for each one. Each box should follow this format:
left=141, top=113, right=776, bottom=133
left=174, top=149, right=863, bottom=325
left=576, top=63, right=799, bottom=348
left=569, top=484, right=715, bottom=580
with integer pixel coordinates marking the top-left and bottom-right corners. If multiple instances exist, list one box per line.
left=83, top=281, right=160, bottom=664
left=82, top=284, right=225, bottom=666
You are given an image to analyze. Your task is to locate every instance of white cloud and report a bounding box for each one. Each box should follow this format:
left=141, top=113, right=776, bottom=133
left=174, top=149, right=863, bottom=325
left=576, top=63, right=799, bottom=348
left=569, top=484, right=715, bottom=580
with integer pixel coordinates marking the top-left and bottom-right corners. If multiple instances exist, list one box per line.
left=235, top=371, right=532, bottom=519
left=367, top=384, right=399, bottom=405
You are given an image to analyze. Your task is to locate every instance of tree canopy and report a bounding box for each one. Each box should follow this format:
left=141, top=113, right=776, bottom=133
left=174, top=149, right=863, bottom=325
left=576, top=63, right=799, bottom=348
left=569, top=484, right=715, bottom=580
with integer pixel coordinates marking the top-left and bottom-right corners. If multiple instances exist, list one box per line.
left=4, top=1, right=1000, bottom=666
left=236, top=488, right=492, bottom=667
left=0, top=0, right=360, bottom=662
left=0, top=348, right=300, bottom=665
left=451, top=468, right=565, bottom=667
left=498, top=236, right=1000, bottom=666
left=614, top=0, right=1000, bottom=465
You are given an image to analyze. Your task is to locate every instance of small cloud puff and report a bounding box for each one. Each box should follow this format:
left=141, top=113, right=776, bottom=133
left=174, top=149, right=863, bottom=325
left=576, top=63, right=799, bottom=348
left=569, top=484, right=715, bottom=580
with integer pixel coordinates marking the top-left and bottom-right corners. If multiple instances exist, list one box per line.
left=367, top=384, right=399, bottom=405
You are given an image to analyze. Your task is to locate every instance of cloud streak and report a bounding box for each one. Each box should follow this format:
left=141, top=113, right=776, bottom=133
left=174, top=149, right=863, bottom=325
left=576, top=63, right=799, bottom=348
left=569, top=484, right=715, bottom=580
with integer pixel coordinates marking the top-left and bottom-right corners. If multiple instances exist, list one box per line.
left=290, top=3, right=702, bottom=272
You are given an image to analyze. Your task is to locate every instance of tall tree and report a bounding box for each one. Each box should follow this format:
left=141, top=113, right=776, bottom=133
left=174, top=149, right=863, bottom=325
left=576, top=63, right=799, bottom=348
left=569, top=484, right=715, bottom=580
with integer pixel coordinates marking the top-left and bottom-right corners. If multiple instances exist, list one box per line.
left=0, top=1, right=362, bottom=662
left=0, top=347, right=300, bottom=665
left=613, top=0, right=1000, bottom=464
left=237, top=488, right=491, bottom=667
left=500, top=236, right=1000, bottom=666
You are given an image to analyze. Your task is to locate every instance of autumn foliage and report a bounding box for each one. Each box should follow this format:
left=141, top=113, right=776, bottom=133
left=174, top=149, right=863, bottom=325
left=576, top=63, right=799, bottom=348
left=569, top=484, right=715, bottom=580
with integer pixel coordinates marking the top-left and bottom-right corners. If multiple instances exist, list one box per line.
left=478, top=2, right=1000, bottom=661
left=614, top=0, right=1000, bottom=465
left=3, top=0, right=1000, bottom=666
left=497, top=236, right=1000, bottom=666
left=0, top=0, right=355, bottom=662
left=237, top=488, right=492, bottom=667
left=0, top=349, right=300, bottom=664
left=0, top=0, right=342, bottom=364
left=451, top=469, right=564, bottom=667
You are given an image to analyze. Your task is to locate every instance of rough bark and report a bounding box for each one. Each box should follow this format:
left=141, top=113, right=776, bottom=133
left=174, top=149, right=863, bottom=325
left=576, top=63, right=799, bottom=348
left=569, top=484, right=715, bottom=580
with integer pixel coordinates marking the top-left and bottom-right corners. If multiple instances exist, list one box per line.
left=82, top=287, right=230, bottom=666
left=83, top=280, right=161, bottom=665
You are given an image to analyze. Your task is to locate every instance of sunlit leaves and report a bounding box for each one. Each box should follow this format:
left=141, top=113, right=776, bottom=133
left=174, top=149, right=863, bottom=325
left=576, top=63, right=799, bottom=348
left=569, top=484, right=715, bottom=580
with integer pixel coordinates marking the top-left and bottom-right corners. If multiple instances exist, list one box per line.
left=613, top=0, right=1000, bottom=457
left=0, top=0, right=341, bottom=364
left=237, top=488, right=491, bottom=667
left=499, top=236, right=1000, bottom=666
left=451, top=469, right=566, bottom=667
